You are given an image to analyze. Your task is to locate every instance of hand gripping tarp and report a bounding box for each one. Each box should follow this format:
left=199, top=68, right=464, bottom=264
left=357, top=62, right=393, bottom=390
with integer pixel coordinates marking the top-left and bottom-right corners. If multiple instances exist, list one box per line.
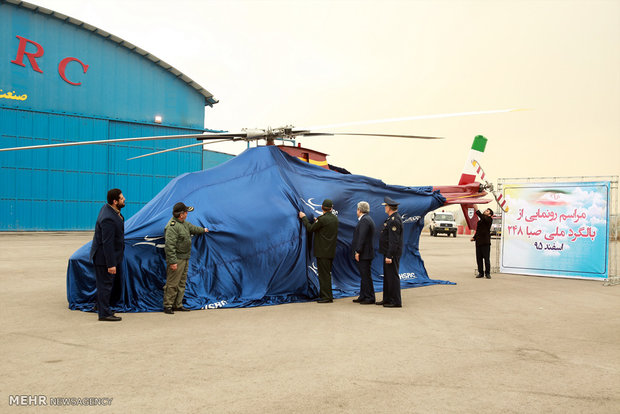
left=67, top=146, right=453, bottom=311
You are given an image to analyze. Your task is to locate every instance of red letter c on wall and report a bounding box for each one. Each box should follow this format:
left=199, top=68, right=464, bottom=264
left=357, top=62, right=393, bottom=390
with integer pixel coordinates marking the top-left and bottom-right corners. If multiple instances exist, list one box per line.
left=58, top=57, right=89, bottom=86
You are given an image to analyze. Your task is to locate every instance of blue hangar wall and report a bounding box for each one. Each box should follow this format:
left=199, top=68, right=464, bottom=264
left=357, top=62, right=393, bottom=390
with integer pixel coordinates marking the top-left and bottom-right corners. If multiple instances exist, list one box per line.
left=0, top=0, right=225, bottom=230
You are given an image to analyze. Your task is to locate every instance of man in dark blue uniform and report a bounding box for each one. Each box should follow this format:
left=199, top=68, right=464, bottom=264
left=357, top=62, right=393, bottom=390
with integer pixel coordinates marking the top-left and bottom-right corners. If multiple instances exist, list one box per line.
left=471, top=207, right=494, bottom=278
left=377, top=196, right=403, bottom=308
left=90, top=188, right=125, bottom=321
left=352, top=201, right=376, bottom=304
left=299, top=199, right=339, bottom=303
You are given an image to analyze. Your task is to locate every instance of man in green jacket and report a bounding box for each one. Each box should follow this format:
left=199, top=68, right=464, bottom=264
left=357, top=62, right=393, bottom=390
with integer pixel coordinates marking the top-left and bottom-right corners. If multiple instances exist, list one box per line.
left=298, top=199, right=339, bottom=303
left=164, top=202, right=208, bottom=314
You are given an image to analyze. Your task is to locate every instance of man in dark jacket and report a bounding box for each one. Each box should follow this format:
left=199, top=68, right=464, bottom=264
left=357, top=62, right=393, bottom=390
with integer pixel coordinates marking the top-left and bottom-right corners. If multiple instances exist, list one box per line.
left=471, top=207, right=494, bottom=278
left=377, top=196, right=403, bottom=308
left=299, top=199, right=339, bottom=303
left=352, top=201, right=376, bottom=304
left=90, top=188, right=125, bottom=322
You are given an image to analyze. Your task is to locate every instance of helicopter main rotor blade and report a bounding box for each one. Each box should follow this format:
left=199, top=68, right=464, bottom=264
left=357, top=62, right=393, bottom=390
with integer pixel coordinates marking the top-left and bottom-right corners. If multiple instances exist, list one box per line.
left=0, top=132, right=243, bottom=152
left=327, top=132, right=442, bottom=139
left=290, top=132, right=334, bottom=137
left=197, top=133, right=247, bottom=140
left=301, top=108, right=528, bottom=131
left=127, top=139, right=231, bottom=160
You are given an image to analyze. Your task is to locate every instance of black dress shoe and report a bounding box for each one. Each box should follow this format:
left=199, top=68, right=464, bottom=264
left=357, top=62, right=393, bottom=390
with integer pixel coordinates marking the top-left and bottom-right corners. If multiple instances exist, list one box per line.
left=164, top=307, right=174, bottom=314
left=375, top=301, right=384, bottom=306
left=317, top=299, right=333, bottom=303
left=383, top=303, right=402, bottom=308
left=359, top=299, right=375, bottom=305
left=173, top=306, right=190, bottom=312
left=352, top=298, right=363, bottom=303
left=98, top=315, right=122, bottom=321
left=476, top=274, right=484, bottom=278
left=485, top=274, right=492, bottom=279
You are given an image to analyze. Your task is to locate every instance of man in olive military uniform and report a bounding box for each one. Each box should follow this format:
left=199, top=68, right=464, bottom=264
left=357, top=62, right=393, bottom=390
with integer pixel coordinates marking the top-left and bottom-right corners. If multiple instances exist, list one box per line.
left=377, top=196, right=403, bottom=308
left=298, top=199, right=339, bottom=303
left=163, top=202, right=208, bottom=314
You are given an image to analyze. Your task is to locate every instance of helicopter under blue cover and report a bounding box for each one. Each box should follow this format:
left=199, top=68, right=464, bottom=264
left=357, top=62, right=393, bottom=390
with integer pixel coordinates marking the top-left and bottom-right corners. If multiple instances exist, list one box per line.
left=67, top=146, right=452, bottom=311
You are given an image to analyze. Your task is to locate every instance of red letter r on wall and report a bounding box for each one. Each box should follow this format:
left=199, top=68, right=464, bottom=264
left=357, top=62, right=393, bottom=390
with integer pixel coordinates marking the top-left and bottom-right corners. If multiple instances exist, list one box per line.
left=11, top=35, right=45, bottom=73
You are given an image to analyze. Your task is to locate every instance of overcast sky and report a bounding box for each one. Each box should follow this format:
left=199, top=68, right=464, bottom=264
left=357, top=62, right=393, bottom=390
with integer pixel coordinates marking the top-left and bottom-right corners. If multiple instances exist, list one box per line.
left=33, top=0, right=620, bottom=188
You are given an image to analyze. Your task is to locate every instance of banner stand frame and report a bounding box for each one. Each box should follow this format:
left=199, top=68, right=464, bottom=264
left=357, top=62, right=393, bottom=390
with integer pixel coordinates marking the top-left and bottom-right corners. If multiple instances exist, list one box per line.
left=491, top=175, right=618, bottom=286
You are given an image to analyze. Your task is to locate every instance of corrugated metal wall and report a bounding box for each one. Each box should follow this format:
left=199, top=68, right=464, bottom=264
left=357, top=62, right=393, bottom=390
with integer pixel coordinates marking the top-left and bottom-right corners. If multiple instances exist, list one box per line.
left=1, top=1, right=206, bottom=129
left=0, top=107, right=202, bottom=230
left=202, top=150, right=235, bottom=170
left=0, top=2, right=218, bottom=231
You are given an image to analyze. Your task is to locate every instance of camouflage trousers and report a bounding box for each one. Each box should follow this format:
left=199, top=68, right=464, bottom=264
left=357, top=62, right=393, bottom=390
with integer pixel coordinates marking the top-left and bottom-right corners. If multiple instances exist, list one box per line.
left=163, top=259, right=189, bottom=309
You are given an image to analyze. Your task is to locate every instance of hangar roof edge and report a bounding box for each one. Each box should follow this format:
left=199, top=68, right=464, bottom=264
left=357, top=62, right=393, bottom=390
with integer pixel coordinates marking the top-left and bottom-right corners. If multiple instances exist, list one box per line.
left=5, top=0, right=219, bottom=107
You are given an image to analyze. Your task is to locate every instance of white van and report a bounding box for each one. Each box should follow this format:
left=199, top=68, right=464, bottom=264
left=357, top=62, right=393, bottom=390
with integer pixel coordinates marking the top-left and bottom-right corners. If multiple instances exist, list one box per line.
left=490, top=215, right=502, bottom=237
left=429, top=211, right=457, bottom=237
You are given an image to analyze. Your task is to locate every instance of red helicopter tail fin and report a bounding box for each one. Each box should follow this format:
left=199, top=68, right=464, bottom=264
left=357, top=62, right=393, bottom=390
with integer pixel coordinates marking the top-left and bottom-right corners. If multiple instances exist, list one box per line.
left=458, top=135, right=488, bottom=230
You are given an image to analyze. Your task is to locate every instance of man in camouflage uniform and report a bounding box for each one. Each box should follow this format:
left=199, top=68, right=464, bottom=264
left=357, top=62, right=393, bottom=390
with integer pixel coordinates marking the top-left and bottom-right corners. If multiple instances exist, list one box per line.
left=163, top=202, right=208, bottom=314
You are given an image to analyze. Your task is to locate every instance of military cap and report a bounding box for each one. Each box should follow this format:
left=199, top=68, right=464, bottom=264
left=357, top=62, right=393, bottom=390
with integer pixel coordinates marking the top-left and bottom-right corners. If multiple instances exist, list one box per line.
left=381, top=196, right=399, bottom=207
left=322, top=199, right=333, bottom=209
left=173, top=202, right=194, bottom=214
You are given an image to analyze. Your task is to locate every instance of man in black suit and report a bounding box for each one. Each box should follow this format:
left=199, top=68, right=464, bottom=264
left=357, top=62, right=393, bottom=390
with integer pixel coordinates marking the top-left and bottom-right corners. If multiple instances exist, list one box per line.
left=89, top=188, right=125, bottom=322
left=352, top=201, right=376, bottom=304
left=471, top=207, right=494, bottom=279
left=299, top=199, right=339, bottom=303
left=377, top=196, right=403, bottom=308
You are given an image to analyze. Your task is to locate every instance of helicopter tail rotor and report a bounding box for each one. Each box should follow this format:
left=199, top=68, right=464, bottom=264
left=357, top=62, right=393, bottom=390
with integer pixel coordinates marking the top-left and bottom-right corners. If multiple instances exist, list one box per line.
left=472, top=160, right=509, bottom=213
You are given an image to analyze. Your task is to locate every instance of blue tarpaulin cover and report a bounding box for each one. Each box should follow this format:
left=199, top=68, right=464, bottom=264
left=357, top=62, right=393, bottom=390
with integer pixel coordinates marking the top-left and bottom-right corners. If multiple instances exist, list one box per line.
left=67, top=146, right=453, bottom=311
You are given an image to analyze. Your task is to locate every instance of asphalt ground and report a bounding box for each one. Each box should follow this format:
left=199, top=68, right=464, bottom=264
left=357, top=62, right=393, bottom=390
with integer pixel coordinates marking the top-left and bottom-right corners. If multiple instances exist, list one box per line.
left=1, top=232, right=618, bottom=413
